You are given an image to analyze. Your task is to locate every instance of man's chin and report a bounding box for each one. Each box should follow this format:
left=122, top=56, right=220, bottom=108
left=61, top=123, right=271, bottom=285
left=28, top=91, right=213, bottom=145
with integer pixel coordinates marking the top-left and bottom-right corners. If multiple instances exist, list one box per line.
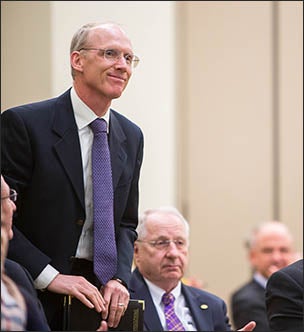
left=163, top=269, right=182, bottom=279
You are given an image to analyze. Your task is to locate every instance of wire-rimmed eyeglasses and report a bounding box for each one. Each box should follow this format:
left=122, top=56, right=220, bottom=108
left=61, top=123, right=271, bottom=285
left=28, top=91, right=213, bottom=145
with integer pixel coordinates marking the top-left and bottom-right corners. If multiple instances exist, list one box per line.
left=78, top=48, right=140, bottom=68
left=1, top=189, right=18, bottom=202
left=137, top=238, right=187, bottom=251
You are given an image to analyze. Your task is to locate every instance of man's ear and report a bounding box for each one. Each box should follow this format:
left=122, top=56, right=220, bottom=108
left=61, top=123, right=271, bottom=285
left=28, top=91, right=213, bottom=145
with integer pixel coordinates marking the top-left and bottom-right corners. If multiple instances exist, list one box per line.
left=134, top=241, right=139, bottom=254
left=70, top=51, right=84, bottom=73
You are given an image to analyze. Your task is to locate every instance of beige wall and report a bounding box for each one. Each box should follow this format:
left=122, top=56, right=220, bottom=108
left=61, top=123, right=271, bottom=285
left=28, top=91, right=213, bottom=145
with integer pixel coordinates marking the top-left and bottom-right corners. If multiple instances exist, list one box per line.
left=176, top=0, right=303, bottom=323
left=1, top=1, right=52, bottom=108
left=278, top=3, right=303, bottom=244
left=2, top=1, right=303, bottom=326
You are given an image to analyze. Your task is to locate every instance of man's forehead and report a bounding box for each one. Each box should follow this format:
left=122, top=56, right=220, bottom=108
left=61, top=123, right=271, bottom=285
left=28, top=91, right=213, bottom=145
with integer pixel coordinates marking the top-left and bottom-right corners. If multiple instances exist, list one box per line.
left=147, top=214, right=185, bottom=233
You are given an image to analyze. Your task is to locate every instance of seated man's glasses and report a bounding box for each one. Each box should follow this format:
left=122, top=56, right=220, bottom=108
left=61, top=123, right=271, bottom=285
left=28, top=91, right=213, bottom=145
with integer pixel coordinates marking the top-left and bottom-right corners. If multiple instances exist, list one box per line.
left=1, top=189, right=18, bottom=202
left=137, top=238, right=187, bottom=250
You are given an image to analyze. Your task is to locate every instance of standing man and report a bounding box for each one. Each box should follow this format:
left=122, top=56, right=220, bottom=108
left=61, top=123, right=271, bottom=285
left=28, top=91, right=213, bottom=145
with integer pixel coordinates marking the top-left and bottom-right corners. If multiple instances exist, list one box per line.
left=1, top=22, right=144, bottom=330
left=130, top=206, right=256, bottom=331
left=230, top=221, right=295, bottom=331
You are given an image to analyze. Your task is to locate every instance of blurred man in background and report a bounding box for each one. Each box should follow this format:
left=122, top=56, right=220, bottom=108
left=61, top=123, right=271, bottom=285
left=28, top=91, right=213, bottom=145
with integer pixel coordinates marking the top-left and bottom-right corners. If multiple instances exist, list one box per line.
left=230, top=221, right=296, bottom=331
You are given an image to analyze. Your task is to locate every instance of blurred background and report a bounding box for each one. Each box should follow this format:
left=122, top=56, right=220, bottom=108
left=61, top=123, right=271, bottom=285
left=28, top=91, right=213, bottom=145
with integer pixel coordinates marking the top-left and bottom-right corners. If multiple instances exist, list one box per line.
left=1, top=0, right=303, bottom=325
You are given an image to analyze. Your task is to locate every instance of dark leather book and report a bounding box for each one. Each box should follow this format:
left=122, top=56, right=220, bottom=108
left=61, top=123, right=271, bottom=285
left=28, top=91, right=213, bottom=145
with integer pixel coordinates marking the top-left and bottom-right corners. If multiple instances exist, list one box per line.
left=63, top=295, right=144, bottom=331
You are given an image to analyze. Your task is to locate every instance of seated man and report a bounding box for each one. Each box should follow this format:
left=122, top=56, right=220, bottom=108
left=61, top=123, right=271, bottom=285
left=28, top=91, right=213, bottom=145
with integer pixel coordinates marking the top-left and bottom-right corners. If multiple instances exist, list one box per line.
left=4, top=258, right=51, bottom=331
left=1, top=220, right=26, bottom=331
left=1, top=175, right=50, bottom=331
left=130, top=206, right=255, bottom=331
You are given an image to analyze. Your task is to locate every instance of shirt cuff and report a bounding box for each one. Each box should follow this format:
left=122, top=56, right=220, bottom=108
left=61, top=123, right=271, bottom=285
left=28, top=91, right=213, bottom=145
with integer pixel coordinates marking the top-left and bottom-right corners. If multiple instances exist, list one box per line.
left=33, top=264, right=60, bottom=290
left=111, top=277, right=128, bottom=289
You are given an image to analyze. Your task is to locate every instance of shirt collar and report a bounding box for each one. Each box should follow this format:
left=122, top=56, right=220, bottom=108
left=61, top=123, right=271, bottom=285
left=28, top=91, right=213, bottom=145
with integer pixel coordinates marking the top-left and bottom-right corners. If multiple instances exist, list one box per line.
left=144, top=277, right=182, bottom=305
left=70, top=87, right=110, bottom=131
left=253, top=271, right=268, bottom=289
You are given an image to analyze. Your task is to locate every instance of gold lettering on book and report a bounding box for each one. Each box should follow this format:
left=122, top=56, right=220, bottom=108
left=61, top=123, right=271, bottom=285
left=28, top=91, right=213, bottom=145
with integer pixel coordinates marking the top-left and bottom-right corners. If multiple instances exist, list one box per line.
left=132, top=308, right=139, bottom=330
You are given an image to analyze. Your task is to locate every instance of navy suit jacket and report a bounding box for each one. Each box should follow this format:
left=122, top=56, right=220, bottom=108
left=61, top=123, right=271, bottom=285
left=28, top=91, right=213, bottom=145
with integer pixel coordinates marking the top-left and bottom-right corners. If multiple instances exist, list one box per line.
left=1, top=88, right=144, bottom=327
left=230, top=279, right=269, bottom=331
left=129, top=268, right=231, bottom=331
left=5, top=258, right=50, bottom=331
left=266, top=259, right=303, bottom=332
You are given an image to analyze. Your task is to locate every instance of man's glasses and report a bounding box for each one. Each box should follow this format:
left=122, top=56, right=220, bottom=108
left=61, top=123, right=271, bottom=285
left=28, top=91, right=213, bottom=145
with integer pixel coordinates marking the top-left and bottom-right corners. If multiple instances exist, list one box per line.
left=78, top=48, right=140, bottom=68
left=1, top=189, right=18, bottom=202
left=137, top=239, right=187, bottom=251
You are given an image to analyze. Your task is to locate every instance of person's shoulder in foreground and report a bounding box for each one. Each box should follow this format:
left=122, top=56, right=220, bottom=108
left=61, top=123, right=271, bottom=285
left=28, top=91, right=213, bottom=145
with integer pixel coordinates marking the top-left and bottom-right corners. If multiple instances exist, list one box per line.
left=1, top=175, right=27, bottom=331
left=266, top=259, right=303, bottom=332
left=5, top=258, right=50, bottom=331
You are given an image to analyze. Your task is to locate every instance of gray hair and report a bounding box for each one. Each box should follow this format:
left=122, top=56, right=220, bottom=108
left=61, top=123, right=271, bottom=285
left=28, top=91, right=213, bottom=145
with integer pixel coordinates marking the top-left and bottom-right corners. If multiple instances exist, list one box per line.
left=69, top=22, right=101, bottom=79
left=245, top=220, right=293, bottom=250
left=136, top=206, right=190, bottom=240
left=70, top=22, right=103, bottom=54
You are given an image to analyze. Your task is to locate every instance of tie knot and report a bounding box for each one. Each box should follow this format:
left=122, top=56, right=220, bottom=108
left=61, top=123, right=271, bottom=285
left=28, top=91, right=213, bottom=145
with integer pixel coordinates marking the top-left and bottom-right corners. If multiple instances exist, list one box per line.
left=162, top=292, right=175, bottom=306
left=90, top=118, right=107, bottom=135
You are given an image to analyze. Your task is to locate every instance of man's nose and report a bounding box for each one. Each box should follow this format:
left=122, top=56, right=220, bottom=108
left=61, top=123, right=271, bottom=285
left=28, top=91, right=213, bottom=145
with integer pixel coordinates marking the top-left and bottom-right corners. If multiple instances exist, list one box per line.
left=114, top=54, right=129, bottom=67
left=166, top=242, right=180, bottom=255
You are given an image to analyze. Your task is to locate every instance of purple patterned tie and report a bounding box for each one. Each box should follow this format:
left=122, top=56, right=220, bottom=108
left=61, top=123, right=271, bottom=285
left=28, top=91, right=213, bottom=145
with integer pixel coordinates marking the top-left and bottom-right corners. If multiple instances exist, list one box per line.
left=162, top=293, right=185, bottom=331
left=90, top=118, right=117, bottom=285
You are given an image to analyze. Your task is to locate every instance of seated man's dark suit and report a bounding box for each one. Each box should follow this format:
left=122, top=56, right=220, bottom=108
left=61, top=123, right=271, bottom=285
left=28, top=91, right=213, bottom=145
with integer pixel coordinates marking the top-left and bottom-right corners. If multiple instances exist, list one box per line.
left=5, top=258, right=50, bottom=331
left=266, top=259, right=303, bottom=332
left=230, top=279, right=269, bottom=331
left=129, top=268, right=231, bottom=331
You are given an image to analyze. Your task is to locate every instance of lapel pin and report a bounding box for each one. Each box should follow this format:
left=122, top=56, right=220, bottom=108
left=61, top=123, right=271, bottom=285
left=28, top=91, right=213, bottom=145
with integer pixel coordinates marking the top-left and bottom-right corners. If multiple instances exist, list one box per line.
left=200, top=304, right=208, bottom=310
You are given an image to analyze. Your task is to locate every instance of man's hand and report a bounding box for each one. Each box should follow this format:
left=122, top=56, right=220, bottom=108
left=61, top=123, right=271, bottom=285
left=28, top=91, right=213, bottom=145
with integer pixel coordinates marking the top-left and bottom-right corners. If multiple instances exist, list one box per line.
left=97, top=320, right=108, bottom=331
left=237, top=321, right=256, bottom=331
left=47, top=274, right=106, bottom=312
left=101, top=279, right=130, bottom=328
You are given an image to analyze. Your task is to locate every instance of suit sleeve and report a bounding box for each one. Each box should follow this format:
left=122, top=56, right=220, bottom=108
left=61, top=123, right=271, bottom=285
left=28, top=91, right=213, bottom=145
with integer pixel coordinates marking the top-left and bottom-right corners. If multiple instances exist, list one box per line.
left=115, top=129, right=144, bottom=287
left=266, top=268, right=303, bottom=331
left=4, top=258, right=50, bottom=330
left=231, top=291, right=269, bottom=331
left=2, top=109, right=52, bottom=278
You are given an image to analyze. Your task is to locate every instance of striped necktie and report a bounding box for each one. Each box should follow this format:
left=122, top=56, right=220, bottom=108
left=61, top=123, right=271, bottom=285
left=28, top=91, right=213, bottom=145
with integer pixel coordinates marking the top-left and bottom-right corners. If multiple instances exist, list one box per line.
left=162, top=292, right=185, bottom=331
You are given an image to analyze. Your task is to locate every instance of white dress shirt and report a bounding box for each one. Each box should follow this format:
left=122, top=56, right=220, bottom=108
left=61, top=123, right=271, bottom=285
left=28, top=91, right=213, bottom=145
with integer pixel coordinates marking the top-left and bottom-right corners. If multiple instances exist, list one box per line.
left=34, top=87, right=110, bottom=289
left=253, top=271, right=268, bottom=289
left=144, top=278, right=197, bottom=331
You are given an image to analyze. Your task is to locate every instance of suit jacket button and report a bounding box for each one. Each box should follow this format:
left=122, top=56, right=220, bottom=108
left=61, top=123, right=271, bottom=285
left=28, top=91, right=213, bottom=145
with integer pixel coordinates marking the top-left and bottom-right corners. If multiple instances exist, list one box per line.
left=76, top=219, right=84, bottom=226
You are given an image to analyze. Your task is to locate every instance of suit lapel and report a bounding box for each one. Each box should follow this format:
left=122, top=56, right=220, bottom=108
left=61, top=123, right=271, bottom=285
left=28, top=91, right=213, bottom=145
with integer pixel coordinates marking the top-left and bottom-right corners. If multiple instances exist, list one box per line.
left=51, top=97, right=127, bottom=210
left=182, top=284, right=214, bottom=331
left=130, top=269, right=163, bottom=331
left=141, top=287, right=163, bottom=332
left=52, top=90, right=85, bottom=210
left=108, top=111, right=127, bottom=190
